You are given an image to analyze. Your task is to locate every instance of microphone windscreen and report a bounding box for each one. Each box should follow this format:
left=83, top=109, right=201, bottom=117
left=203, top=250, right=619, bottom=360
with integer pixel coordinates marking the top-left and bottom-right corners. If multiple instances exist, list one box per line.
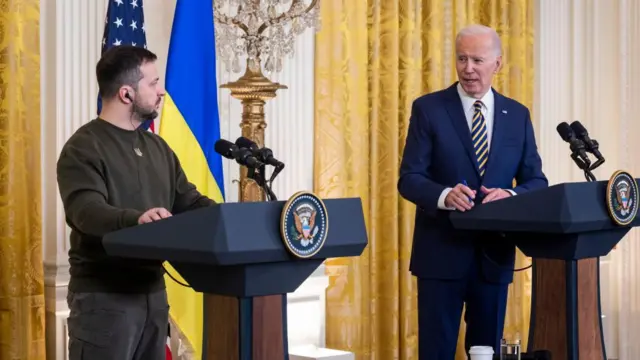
left=235, top=136, right=258, bottom=150
left=570, top=121, right=588, bottom=136
left=214, top=139, right=236, bottom=159
left=556, top=122, right=574, bottom=142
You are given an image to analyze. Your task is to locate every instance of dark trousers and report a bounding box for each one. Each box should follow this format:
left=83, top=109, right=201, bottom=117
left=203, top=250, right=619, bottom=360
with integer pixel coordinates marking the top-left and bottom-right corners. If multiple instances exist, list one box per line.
left=67, top=289, right=169, bottom=360
left=417, top=255, right=509, bottom=360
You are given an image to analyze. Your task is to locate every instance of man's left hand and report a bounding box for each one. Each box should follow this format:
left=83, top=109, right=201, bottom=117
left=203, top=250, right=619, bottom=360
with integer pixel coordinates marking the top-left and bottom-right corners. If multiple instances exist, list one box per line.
left=480, top=186, right=512, bottom=203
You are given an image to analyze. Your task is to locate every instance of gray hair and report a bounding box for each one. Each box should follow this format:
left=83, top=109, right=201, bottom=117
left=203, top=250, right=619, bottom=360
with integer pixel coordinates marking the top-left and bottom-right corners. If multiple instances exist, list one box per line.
left=456, top=24, right=502, bottom=56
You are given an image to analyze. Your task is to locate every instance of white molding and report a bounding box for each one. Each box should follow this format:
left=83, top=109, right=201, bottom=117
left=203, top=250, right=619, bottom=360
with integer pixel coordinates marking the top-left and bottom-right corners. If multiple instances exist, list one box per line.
left=287, top=269, right=330, bottom=349
left=44, top=263, right=70, bottom=288
left=45, top=310, right=69, bottom=360
left=41, top=2, right=110, bottom=360
left=290, top=347, right=354, bottom=360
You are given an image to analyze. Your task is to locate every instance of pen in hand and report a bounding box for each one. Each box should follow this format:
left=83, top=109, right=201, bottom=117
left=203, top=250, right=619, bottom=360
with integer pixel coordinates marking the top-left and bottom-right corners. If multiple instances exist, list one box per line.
left=462, top=180, right=473, bottom=203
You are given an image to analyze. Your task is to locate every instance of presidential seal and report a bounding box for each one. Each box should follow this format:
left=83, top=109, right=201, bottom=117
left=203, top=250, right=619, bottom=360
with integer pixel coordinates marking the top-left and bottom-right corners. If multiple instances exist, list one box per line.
left=606, top=170, right=639, bottom=226
left=280, top=191, right=328, bottom=258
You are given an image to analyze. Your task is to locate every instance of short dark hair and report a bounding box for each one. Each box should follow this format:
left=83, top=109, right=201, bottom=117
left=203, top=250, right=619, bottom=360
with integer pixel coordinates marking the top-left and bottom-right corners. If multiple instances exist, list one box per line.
left=96, top=45, right=158, bottom=99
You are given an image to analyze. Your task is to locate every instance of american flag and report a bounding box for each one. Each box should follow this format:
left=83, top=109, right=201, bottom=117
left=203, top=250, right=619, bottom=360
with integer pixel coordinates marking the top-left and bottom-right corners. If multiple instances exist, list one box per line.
left=98, top=0, right=155, bottom=133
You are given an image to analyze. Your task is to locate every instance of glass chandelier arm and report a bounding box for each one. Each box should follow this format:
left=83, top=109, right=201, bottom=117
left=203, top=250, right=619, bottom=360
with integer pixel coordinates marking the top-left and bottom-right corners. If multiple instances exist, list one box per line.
left=214, top=11, right=250, bottom=34
left=257, top=0, right=318, bottom=34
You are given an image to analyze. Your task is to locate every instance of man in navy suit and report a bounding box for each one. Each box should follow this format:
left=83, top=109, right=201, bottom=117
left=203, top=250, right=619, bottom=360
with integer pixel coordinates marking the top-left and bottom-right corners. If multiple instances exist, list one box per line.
left=398, top=25, right=548, bottom=359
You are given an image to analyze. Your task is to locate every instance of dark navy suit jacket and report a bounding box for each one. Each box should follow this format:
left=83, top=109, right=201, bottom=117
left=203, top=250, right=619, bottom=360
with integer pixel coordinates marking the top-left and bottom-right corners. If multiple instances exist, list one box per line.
left=398, top=83, right=548, bottom=284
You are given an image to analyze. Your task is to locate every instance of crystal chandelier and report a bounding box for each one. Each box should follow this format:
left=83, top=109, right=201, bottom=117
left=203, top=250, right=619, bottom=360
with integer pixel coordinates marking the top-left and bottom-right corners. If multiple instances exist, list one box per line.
left=214, top=0, right=320, bottom=74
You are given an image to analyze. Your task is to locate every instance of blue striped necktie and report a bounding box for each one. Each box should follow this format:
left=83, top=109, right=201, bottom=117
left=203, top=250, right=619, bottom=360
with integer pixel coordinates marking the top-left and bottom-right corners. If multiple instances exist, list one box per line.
left=472, top=100, right=489, bottom=176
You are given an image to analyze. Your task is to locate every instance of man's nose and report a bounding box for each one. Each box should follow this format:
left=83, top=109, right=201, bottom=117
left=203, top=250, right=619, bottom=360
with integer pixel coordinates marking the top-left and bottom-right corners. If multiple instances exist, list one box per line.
left=464, top=62, right=474, bottom=73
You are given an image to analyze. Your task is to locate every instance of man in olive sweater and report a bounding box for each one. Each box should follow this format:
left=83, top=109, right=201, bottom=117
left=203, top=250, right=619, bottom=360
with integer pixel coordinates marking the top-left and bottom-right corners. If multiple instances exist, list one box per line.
left=56, top=45, right=216, bottom=360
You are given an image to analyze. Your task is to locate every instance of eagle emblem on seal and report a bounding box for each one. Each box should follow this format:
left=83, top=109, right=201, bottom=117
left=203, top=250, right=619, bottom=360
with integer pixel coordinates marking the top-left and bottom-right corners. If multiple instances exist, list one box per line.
left=280, top=191, right=329, bottom=258
left=293, top=204, right=319, bottom=247
left=614, top=179, right=633, bottom=216
left=606, top=170, right=639, bottom=226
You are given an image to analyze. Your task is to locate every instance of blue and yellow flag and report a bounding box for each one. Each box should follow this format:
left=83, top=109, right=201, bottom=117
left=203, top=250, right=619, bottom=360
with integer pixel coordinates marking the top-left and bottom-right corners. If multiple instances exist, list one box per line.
left=159, top=2, right=224, bottom=359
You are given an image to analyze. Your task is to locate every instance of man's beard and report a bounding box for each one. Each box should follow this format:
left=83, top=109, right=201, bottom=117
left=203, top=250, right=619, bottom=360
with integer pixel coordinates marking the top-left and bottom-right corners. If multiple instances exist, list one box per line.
left=131, top=100, right=158, bottom=122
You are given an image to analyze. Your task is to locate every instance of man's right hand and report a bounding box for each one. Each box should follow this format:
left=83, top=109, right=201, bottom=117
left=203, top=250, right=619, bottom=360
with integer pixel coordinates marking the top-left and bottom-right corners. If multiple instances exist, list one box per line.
left=444, top=183, right=476, bottom=211
left=138, top=207, right=172, bottom=224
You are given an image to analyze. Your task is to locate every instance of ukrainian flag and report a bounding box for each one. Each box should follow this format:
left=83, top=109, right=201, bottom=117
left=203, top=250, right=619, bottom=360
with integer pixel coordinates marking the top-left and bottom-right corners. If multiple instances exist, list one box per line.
left=158, top=2, right=224, bottom=359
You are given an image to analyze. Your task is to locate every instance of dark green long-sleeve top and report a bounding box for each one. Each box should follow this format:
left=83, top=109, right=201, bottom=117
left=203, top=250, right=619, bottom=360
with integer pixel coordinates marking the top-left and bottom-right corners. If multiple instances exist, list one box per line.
left=57, top=118, right=215, bottom=293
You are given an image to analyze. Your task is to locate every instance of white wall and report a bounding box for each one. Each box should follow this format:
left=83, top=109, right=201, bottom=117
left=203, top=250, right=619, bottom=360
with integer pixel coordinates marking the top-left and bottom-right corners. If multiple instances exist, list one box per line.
left=41, top=1, right=325, bottom=359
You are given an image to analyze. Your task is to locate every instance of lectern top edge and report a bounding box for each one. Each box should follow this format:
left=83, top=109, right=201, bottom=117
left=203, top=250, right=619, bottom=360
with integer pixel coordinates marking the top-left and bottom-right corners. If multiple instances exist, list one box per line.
left=101, top=195, right=368, bottom=267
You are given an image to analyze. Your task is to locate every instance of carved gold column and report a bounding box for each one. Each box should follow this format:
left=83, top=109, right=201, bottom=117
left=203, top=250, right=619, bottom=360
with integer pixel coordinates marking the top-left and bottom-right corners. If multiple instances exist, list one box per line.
left=221, top=63, right=286, bottom=202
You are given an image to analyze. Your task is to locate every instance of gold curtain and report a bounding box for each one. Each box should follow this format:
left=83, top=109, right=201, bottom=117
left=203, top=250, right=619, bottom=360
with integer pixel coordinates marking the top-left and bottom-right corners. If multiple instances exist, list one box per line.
left=313, top=1, right=534, bottom=359
left=0, top=1, right=45, bottom=359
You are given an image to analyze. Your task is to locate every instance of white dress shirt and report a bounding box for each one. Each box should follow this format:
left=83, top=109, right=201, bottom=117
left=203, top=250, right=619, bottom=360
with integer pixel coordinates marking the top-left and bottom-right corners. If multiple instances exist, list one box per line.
left=457, top=83, right=494, bottom=149
left=436, top=84, right=513, bottom=210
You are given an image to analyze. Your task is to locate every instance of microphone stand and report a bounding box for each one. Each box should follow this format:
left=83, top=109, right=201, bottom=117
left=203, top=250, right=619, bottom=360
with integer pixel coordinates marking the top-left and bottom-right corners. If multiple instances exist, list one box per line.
left=572, top=145, right=604, bottom=182
left=589, top=158, right=605, bottom=172
left=247, top=164, right=278, bottom=202
left=577, top=132, right=605, bottom=181
left=571, top=151, right=597, bottom=182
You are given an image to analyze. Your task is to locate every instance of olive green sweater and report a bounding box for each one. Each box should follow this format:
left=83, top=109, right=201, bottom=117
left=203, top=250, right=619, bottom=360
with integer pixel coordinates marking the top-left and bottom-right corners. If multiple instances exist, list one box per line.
left=57, top=118, right=215, bottom=293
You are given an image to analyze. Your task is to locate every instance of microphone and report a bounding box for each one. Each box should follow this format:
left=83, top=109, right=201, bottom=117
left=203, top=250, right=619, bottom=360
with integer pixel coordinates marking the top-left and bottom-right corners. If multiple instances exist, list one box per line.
left=235, top=136, right=285, bottom=170
left=214, top=139, right=263, bottom=168
left=557, top=122, right=591, bottom=166
left=570, top=121, right=604, bottom=161
left=557, top=122, right=597, bottom=181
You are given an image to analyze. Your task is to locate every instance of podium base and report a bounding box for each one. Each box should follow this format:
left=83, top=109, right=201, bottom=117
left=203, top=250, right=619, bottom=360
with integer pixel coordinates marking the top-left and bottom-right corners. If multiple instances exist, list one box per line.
left=528, top=258, right=606, bottom=360
left=203, top=294, right=288, bottom=360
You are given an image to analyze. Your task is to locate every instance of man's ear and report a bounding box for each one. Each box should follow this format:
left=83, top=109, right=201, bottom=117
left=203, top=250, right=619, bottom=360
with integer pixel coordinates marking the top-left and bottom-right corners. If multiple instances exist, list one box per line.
left=494, top=55, right=503, bottom=74
left=119, top=87, right=134, bottom=103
